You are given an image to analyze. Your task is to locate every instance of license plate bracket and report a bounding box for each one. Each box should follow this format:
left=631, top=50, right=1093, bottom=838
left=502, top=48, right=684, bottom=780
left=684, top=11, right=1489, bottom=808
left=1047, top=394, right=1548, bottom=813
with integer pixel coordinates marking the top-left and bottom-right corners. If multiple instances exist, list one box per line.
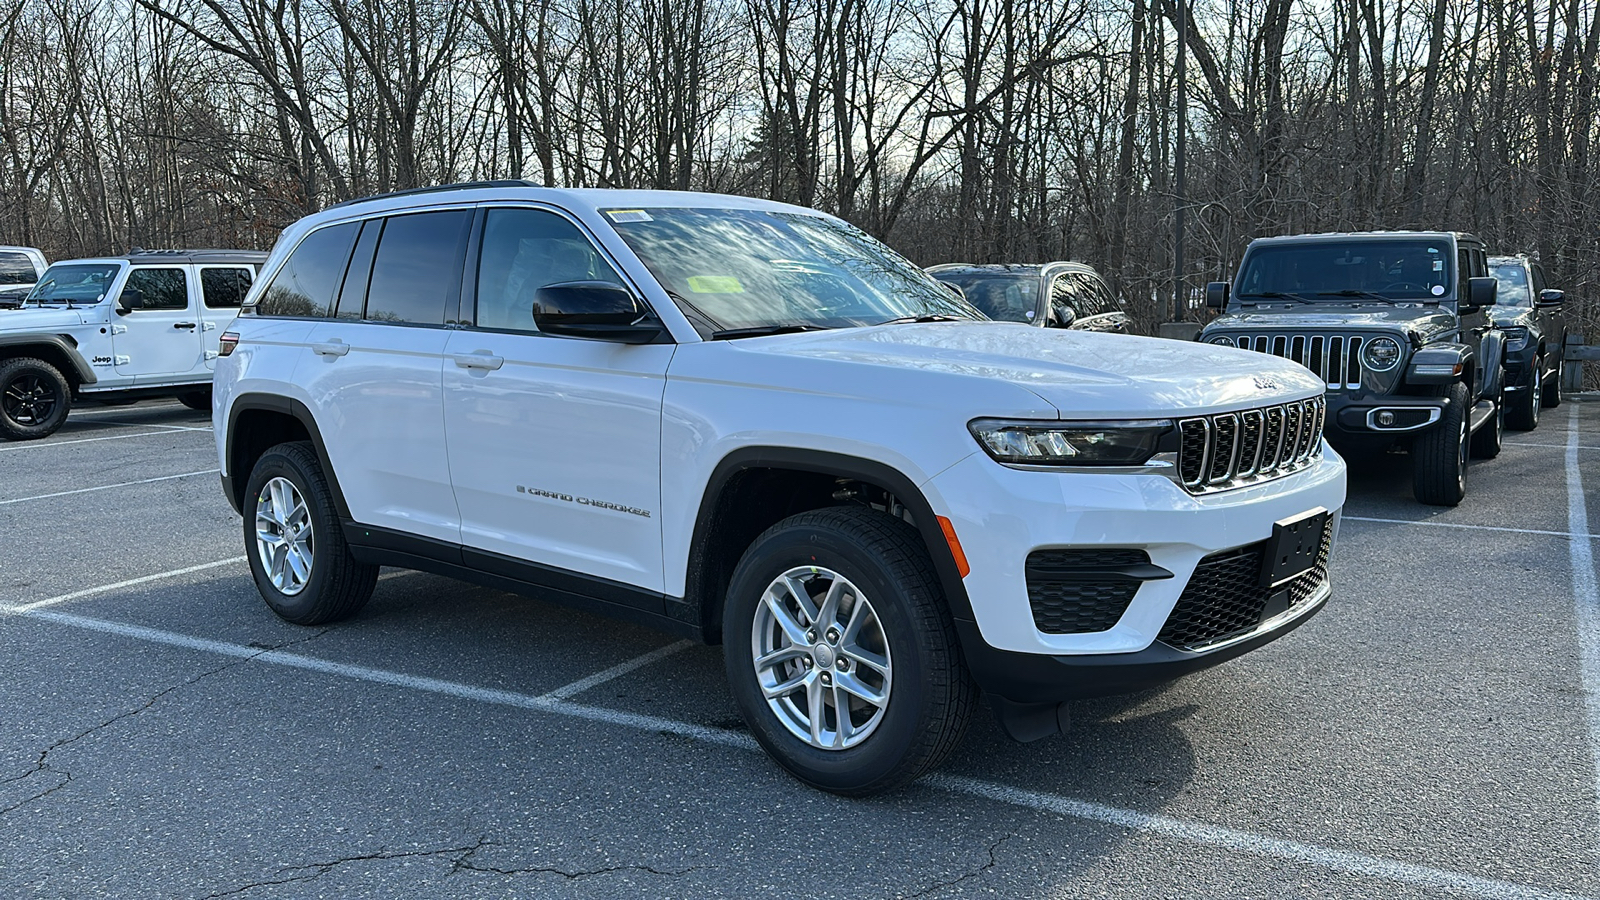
left=1259, top=508, right=1329, bottom=588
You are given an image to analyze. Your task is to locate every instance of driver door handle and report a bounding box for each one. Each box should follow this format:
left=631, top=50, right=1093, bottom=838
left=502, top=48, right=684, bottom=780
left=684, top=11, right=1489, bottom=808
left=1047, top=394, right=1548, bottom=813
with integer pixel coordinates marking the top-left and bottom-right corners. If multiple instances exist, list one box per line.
left=453, top=352, right=504, bottom=371
left=312, top=340, right=350, bottom=357
left=173, top=322, right=197, bottom=330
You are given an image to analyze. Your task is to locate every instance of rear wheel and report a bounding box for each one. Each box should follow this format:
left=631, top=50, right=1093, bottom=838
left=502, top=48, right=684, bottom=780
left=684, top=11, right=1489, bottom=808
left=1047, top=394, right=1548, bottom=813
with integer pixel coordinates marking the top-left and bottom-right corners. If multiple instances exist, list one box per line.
left=1413, top=381, right=1470, bottom=506
left=243, top=441, right=377, bottom=624
left=0, top=357, right=72, bottom=441
left=178, top=388, right=212, bottom=411
left=1470, top=388, right=1503, bottom=459
left=723, top=507, right=976, bottom=795
left=1506, top=361, right=1541, bottom=431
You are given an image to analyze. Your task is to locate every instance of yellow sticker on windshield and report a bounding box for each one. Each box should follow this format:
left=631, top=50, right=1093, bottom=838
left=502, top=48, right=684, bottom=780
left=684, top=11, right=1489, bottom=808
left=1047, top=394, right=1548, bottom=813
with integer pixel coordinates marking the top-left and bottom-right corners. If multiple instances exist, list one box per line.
left=687, top=275, right=744, bottom=293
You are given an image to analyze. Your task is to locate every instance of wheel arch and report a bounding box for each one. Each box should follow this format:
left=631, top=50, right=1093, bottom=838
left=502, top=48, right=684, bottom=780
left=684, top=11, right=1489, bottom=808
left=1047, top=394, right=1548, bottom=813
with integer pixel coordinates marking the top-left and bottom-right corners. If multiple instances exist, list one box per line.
left=224, top=393, right=349, bottom=519
left=682, top=446, right=973, bottom=644
left=0, top=335, right=97, bottom=387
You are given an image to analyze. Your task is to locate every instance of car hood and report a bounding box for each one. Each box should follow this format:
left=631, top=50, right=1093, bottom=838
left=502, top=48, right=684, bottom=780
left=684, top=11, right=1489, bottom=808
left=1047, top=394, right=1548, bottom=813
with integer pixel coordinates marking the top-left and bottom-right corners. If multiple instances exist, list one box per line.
left=0, top=307, right=92, bottom=330
left=721, top=322, right=1324, bottom=418
left=1486, top=306, right=1535, bottom=328
left=1206, top=305, right=1457, bottom=341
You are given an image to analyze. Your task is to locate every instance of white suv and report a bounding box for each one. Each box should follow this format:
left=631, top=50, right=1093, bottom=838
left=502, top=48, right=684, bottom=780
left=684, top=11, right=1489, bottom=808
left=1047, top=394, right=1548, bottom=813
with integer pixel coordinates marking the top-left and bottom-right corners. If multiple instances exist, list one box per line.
left=215, top=183, right=1346, bottom=794
left=0, top=249, right=266, bottom=439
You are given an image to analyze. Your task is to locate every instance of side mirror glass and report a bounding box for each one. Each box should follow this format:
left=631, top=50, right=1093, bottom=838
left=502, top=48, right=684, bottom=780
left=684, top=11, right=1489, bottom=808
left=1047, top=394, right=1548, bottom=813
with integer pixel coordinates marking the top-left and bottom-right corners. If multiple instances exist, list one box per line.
left=1205, top=281, right=1230, bottom=310
left=1467, top=276, right=1498, bottom=308
left=1051, top=303, right=1076, bottom=328
left=117, top=287, right=144, bottom=314
left=532, top=281, right=663, bottom=344
left=1538, top=288, right=1565, bottom=308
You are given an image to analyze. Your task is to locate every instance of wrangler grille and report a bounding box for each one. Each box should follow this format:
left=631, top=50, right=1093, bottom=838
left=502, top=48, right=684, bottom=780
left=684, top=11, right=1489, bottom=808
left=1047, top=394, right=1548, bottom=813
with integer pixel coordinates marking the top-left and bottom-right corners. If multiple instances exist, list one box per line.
left=1157, top=523, right=1334, bottom=651
left=1177, top=397, right=1324, bottom=493
left=1212, top=333, right=1367, bottom=390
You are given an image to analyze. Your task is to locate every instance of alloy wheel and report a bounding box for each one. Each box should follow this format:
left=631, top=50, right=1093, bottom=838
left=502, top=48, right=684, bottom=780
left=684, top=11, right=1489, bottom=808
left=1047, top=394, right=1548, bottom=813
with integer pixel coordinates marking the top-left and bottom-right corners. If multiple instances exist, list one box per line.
left=2, top=373, right=58, bottom=425
left=255, top=476, right=314, bottom=595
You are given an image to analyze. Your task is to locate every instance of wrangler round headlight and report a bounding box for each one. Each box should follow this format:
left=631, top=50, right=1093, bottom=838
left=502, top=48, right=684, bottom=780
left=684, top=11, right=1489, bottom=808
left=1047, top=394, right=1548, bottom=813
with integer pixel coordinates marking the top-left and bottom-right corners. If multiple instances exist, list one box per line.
left=969, top=419, right=1172, bottom=466
left=1362, top=336, right=1402, bottom=371
left=1208, top=335, right=1235, bottom=346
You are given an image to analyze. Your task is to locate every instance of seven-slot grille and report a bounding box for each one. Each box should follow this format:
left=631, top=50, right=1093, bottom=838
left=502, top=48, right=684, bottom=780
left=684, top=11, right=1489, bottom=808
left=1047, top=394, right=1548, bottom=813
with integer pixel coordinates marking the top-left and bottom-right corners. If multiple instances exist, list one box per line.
left=1178, top=397, right=1324, bottom=492
left=1211, top=333, right=1367, bottom=390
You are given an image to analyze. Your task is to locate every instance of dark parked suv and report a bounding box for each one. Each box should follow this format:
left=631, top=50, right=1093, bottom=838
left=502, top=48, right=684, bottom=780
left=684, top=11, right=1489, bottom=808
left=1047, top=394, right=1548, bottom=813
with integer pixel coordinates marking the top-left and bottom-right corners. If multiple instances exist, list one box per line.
left=1487, top=254, right=1566, bottom=430
left=1201, top=231, right=1504, bottom=507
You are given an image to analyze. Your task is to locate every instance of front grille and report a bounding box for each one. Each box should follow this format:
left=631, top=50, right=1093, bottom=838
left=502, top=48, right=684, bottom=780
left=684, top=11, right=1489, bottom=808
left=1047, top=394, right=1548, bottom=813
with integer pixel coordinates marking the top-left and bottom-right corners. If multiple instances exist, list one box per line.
left=1026, top=548, right=1151, bottom=634
left=1177, top=397, right=1324, bottom=493
left=1157, top=522, right=1334, bottom=651
left=1212, top=333, right=1367, bottom=390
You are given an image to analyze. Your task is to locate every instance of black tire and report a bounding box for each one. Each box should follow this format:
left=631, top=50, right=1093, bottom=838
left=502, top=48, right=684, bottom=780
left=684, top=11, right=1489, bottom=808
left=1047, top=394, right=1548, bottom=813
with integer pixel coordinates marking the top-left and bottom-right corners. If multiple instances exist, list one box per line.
left=243, top=441, right=377, bottom=624
left=1543, top=355, right=1564, bottom=408
left=1505, top=360, right=1541, bottom=431
left=178, top=389, right=212, bottom=411
left=723, top=507, right=976, bottom=796
left=0, top=356, right=72, bottom=441
left=1470, top=388, right=1503, bottom=459
left=1413, top=381, right=1470, bottom=506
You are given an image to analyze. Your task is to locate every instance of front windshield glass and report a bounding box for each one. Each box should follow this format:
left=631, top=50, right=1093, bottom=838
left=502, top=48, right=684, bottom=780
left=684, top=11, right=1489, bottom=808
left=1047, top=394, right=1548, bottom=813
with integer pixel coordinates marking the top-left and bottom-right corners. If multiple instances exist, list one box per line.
left=1237, top=240, right=1454, bottom=301
left=930, top=271, right=1039, bottom=323
left=1489, top=261, right=1531, bottom=307
left=604, top=207, right=982, bottom=332
left=25, top=264, right=119, bottom=306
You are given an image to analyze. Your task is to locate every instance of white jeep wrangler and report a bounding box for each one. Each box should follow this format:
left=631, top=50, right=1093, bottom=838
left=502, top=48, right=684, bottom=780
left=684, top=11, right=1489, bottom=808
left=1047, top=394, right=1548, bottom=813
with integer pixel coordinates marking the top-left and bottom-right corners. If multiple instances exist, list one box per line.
left=216, top=183, right=1346, bottom=794
left=0, top=249, right=266, bottom=439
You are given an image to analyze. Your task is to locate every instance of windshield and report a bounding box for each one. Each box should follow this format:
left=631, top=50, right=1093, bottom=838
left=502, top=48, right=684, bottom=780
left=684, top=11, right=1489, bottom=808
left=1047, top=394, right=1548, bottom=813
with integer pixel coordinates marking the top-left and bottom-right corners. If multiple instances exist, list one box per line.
left=929, top=271, right=1040, bottom=323
left=1489, top=261, right=1531, bottom=307
left=25, top=263, right=119, bottom=306
left=1237, top=240, right=1454, bottom=301
left=605, top=207, right=982, bottom=332
left=0, top=251, right=38, bottom=285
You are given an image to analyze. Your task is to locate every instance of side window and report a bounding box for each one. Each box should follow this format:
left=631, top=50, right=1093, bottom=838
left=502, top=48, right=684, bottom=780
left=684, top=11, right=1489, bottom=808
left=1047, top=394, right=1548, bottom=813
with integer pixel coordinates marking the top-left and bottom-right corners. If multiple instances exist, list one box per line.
left=201, top=267, right=253, bottom=309
left=365, top=210, right=472, bottom=325
left=1046, top=275, right=1078, bottom=325
left=1457, top=249, right=1471, bottom=301
left=1531, top=263, right=1547, bottom=294
left=474, top=207, right=624, bottom=332
left=124, top=268, right=189, bottom=310
left=257, top=222, right=359, bottom=317
left=1071, top=273, right=1112, bottom=317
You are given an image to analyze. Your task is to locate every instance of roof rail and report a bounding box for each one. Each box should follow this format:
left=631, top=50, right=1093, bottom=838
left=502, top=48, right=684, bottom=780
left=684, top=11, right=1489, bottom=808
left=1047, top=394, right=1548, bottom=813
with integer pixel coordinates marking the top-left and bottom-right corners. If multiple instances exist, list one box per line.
left=326, top=180, right=543, bottom=211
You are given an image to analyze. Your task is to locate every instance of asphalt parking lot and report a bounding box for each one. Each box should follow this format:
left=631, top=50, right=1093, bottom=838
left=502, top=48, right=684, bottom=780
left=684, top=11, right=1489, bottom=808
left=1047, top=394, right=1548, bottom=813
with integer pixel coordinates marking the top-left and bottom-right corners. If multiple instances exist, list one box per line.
left=1, top=398, right=1596, bottom=899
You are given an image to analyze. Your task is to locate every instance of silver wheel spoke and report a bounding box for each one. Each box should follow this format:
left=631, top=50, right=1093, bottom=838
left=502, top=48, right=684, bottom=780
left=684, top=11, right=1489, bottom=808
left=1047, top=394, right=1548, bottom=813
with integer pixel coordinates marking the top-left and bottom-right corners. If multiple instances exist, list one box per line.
left=762, top=668, right=809, bottom=700
left=830, top=682, right=850, bottom=747
left=755, top=645, right=807, bottom=670
left=761, top=592, right=810, bottom=646
left=842, top=642, right=889, bottom=677
left=807, top=674, right=827, bottom=746
left=817, top=578, right=846, bottom=629
left=778, top=576, right=821, bottom=626
left=834, top=670, right=888, bottom=708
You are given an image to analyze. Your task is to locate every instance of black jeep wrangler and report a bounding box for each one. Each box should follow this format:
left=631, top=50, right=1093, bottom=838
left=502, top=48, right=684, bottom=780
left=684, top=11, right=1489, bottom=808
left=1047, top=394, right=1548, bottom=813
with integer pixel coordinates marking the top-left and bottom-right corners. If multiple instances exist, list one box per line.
left=1200, top=231, right=1504, bottom=507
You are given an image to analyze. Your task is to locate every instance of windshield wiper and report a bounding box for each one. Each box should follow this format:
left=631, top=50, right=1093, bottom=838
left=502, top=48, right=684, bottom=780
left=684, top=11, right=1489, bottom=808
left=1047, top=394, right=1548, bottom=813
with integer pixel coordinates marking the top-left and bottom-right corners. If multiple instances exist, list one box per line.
left=1316, top=290, right=1406, bottom=303
left=1239, top=291, right=1314, bottom=305
left=873, top=314, right=969, bottom=325
left=710, top=323, right=831, bottom=340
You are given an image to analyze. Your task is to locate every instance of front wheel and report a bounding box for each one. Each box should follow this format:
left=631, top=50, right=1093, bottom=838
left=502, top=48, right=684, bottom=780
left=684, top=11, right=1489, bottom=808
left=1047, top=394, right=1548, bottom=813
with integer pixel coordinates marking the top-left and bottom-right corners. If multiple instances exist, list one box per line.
left=1543, top=356, right=1564, bottom=408
left=1413, top=381, right=1470, bottom=506
left=723, top=507, right=976, bottom=796
left=243, top=441, right=377, bottom=624
left=0, top=357, right=72, bottom=441
left=1470, top=389, right=1504, bottom=459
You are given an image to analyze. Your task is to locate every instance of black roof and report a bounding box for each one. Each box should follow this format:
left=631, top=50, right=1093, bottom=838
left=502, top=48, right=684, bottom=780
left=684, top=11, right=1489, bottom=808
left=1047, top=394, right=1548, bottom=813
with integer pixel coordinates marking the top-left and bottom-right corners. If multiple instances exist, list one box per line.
left=123, top=249, right=269, bottom=264
left=1247, top=230, right=1484, bottom=248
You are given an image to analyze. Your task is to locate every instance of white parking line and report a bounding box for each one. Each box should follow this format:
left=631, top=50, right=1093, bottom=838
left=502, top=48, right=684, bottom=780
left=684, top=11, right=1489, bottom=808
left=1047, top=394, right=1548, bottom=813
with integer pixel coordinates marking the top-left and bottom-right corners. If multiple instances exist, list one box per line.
left=0, top=426, right=211, bottom=452
left=90, top=420, right=212, bottom=432
left=538, top=640, right=694, bottom=700
left=1, top=556, right=246, bottom=613
left=1342, top=515, right=1598, bottom=540
left=1507, top=440, right=1600, bottom=451
left=1565, top=404, right=1600, bottom=845
left=9, top=605, right=1586, bottom=899
left=0, top=469, right=219, bottom=505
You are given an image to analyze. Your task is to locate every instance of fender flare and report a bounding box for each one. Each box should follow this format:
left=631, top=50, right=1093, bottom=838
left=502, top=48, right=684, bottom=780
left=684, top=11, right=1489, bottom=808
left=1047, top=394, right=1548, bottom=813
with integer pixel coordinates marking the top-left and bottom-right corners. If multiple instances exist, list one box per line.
left=0, top=334, right=97, bottom=384
left=686, top=446, right=976, bottom=630
left=1477, top=331, right=1506, bottom=398
left=224, top=393, right=350, bottom=519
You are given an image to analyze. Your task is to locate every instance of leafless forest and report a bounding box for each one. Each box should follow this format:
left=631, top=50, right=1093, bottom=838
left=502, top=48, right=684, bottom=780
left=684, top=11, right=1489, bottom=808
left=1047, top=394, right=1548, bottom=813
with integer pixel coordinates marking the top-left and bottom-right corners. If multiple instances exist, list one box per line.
left=2, top=0, right=1597, bottom=328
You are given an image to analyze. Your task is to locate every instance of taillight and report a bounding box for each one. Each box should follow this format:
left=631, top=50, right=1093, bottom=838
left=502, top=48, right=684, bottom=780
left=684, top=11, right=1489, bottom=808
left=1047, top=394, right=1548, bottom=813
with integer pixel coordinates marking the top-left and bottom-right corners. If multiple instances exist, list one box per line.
left=219, top=331, right=239, bottom=357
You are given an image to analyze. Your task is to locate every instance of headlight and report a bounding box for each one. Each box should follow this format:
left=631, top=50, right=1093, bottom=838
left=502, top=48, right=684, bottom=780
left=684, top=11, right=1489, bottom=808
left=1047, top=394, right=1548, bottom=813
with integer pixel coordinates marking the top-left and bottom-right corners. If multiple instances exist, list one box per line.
left=969, top=419, right=1171, bottom=466
left=1208, top=335, right=1235, bottom=346
left=1362, top=336, right=1402, bottom=371
left=1502, top=327, right=1529, bottom=352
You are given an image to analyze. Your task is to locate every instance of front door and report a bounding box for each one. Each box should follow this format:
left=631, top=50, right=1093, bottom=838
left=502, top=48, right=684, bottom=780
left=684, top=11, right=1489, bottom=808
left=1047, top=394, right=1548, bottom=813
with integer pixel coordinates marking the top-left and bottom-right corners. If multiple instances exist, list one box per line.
left=112, top=266, right=206, bottom=379
left=442, top=205, right=672, bottom=596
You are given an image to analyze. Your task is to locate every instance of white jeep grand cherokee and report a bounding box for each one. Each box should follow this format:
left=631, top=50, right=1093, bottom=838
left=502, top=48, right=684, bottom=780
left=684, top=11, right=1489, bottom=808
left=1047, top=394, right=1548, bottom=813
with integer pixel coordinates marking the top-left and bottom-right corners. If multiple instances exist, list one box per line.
left=215, top=182, right=1346, bottom=795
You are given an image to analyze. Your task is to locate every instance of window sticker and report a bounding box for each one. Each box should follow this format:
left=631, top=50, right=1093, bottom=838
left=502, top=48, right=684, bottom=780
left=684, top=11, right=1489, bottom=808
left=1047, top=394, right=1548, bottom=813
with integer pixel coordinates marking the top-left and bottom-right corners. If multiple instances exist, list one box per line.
left=1431, top=285, right=1446, bottom=295
left=687, top=275, right=744, bottom=293
left=1433, top=260, right=1444, bottom=271
left=605, top=209, right=653, bottom=223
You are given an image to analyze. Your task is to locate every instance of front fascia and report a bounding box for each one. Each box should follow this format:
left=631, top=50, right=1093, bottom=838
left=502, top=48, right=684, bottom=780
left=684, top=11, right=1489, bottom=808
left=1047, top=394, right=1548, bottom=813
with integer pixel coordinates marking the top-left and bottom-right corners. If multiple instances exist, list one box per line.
left=657, top=339, right=1057, bottom=599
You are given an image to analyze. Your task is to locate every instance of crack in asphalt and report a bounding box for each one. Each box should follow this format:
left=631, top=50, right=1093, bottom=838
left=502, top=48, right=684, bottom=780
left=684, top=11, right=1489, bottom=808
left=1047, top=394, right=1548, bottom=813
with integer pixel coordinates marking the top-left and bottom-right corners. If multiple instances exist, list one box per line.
left=0, top=629, right=329, bottom=820
left=901, top=833, right=1014, bottom=899
left=200, top=838, right=491, bottom=899
left=449, top=842, right=706, bottom=881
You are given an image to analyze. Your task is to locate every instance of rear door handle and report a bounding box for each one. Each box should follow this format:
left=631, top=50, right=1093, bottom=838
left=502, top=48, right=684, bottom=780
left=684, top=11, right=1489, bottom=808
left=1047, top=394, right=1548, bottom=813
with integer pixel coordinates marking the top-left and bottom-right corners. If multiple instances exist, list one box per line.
left=453, top=352, right=504, bottom=371
left=174, top=322, right=196, bottom=330
left=312, top=340, right=350, bottom=357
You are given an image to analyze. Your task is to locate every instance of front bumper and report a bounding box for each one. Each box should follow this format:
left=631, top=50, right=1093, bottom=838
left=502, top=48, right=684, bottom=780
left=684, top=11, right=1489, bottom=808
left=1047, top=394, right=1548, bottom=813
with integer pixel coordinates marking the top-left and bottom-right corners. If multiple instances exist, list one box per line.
left=924, top=448, right=1345, bottom=702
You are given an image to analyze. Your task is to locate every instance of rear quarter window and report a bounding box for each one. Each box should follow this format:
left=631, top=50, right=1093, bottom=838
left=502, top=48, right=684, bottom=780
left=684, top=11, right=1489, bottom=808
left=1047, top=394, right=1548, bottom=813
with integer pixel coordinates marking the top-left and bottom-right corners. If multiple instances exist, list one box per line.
left=201, top=267, right=254, bottom=309
left=0, top=251, right=39, bottom=285
left=256, top=222, right=360, bottom=317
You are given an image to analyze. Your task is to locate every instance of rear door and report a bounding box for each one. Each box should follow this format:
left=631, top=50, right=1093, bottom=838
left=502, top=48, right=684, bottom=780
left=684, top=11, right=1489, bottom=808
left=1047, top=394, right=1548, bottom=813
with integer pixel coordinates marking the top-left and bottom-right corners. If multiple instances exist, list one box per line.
left=112, top=265, right=207, bottom=380
left=198, top=266, right=255, bottom=370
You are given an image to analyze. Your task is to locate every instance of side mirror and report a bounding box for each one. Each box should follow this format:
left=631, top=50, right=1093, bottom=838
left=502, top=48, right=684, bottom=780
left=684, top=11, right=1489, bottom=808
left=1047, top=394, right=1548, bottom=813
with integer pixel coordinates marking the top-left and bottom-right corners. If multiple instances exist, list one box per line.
left=1051, top=303, right=1076, bottom=328
left=939, top=281, right=965, bottom=301
left=532, top=281, right=664, bottom=344
left=1205, top=281, right=1230, bottom=310
left=1467, top=276, right=1498, bottom=308
left=1537, top=288, right=1565, bottom=308
left=117, top=287, right=144, bottom=314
